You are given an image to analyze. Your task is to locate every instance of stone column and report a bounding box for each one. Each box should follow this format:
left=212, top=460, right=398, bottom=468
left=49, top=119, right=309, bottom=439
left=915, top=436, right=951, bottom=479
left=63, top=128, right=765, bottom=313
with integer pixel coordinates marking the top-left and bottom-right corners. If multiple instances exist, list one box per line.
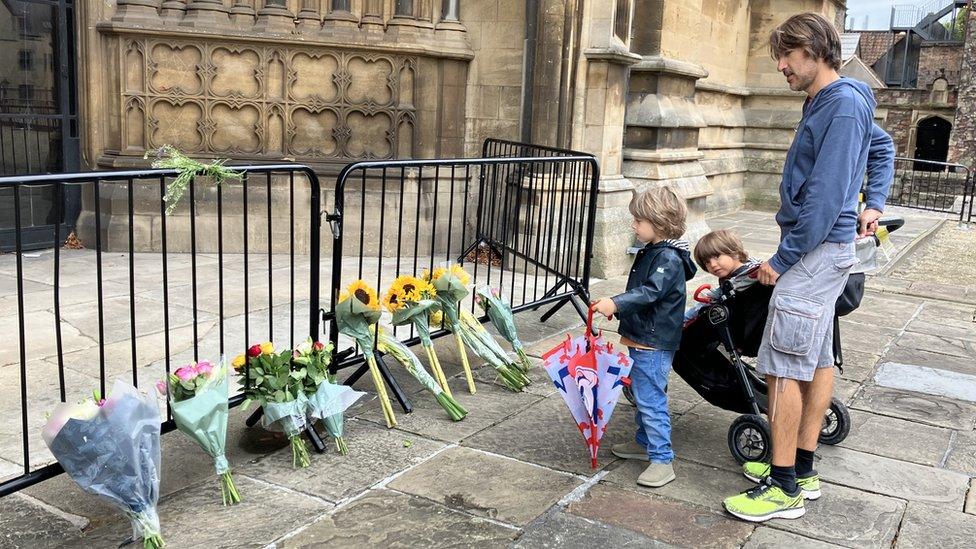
left=949, top=7, right=976, bottom=167
left=296, top=0, right=322, bottom=32
left=573, top=0, right=642, bottom=278
left=159, top=0, right=188, bottom=23
left=182, top=0, right=232, bottom=27
left=360, top=0, right=385, bottom=34
left=230, top=0, right=257, bottom=27
left=113, top=0, right=162, bottom=24
left=435, top=0, right=465, bottom=41
left=254, top=0, right=294, bottom=33
left=321, top=0, right=360, bottom=38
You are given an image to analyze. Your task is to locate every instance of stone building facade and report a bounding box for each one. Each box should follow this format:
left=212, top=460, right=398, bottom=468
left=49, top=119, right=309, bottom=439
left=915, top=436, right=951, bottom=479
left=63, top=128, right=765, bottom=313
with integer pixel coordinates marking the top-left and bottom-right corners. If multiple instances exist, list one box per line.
left=69, top=0, right=849, bottom=277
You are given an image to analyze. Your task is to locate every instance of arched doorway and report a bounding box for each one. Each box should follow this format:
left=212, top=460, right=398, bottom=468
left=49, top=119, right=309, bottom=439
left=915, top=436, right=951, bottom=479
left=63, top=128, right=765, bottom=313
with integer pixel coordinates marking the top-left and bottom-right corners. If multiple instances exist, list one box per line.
left=913, top=116, right=951, bottom=171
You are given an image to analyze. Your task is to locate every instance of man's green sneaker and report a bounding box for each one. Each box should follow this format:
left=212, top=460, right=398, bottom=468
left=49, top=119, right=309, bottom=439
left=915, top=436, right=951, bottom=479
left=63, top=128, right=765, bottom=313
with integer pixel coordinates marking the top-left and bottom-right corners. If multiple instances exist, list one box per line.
left=723, top=477, right=805, bottom=522
left=741, top=461, right=821, bottom=500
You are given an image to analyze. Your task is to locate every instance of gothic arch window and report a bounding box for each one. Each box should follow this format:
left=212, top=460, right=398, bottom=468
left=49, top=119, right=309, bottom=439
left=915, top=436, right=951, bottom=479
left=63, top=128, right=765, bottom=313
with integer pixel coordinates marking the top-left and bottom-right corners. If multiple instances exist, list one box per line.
left=931, top=77, right=948, bottom=104
left=614, top=0, right=632, bottom=42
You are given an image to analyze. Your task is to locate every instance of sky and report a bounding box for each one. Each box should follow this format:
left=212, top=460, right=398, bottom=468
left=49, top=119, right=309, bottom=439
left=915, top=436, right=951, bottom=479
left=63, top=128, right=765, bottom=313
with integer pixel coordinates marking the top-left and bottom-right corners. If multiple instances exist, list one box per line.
left=845, top=0, right=916, bottom=30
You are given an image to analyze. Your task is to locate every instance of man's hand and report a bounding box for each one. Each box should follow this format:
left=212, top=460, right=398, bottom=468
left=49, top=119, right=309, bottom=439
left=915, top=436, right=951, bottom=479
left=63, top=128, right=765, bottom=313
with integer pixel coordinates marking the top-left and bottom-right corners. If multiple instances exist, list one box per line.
left=591, top=298, right=617, bottom=319
left=858, top=208, right=883, bottom=237
left=757, top=262, right=780, bottom=286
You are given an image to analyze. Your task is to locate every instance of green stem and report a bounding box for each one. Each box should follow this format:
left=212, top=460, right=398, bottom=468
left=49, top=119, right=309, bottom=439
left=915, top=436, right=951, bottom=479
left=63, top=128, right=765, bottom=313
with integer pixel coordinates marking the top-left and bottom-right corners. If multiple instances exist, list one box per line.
left=335, top=436, right=349, bottom=455
left=291, top=435, right=311, bottom=468
left=220, top=471, right=241, bottom=505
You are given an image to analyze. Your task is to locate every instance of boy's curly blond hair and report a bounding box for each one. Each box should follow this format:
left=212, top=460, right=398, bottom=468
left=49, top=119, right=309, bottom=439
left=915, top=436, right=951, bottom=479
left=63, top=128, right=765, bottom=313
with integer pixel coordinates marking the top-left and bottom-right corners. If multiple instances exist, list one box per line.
left=629, top=186, right=687, bottom=240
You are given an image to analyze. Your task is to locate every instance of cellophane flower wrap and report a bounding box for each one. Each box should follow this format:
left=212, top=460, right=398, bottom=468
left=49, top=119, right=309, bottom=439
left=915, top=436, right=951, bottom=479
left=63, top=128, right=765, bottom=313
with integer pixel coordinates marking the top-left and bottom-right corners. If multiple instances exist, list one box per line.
left=427, top=265, right=478, bottom=393
left=336, top=280, right=397, bottom=428
left=160, top=358, right=240, bottom=505
left=374, top=325, right=468, bottom=421
left=476, top=285, right=532, bottom=373
left=293, top=337, right=364, bottom=454
left=41, top=380, right=165, bottom=549
left=238, top=342, right=311, bottom=468
left=386, top=275, right=452, bottom=396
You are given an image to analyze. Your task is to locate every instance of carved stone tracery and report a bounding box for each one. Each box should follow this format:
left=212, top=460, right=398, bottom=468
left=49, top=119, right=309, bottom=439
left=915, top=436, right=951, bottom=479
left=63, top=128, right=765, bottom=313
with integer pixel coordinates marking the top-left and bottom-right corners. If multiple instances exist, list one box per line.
left=120, top=37, right=417, bottom=160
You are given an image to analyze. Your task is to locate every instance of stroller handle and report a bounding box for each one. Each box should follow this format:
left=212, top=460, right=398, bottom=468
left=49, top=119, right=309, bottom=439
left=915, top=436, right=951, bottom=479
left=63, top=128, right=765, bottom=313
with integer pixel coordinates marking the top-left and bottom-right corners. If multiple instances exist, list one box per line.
left=694, top=284, right=714, bottom=304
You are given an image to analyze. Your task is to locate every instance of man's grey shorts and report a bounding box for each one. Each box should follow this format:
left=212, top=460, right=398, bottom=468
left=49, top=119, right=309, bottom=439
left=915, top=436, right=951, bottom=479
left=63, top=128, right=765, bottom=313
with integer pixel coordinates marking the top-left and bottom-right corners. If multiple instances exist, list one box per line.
left=757, top=241, right=856, bottom=382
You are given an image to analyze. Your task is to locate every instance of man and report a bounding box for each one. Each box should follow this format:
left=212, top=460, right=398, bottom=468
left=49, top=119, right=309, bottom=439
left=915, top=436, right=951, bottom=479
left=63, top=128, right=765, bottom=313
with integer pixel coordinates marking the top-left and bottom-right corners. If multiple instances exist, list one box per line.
left=722, top=13, right=894, bottom=522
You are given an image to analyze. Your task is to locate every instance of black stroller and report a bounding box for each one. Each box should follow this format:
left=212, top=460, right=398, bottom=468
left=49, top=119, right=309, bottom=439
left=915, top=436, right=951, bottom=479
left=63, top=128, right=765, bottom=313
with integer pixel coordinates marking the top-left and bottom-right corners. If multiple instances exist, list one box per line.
left=623, top=218, right=903, bottom=463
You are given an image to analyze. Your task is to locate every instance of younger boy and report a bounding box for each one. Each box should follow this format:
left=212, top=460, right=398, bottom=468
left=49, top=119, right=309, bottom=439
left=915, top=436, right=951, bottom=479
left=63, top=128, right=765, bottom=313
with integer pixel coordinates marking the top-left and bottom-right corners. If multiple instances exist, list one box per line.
left=684, top=229, right=761, bottom=323
left=592, top=186, right=697, bottom=488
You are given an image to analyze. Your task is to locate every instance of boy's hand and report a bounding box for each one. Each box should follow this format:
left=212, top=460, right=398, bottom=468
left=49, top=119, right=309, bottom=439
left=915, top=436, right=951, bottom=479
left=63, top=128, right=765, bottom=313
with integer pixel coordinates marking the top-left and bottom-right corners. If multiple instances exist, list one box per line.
left=591, top=298, right=617, bottom=319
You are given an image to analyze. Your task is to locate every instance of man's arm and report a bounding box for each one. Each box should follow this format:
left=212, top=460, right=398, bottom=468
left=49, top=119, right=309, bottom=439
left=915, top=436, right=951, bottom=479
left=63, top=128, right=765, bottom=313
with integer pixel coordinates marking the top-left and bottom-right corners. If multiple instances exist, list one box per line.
left=864, top=122, right=895, bottom=212
left=768, top=116, right=865, bottom=274
left=858, top=123, right=895, bottom=236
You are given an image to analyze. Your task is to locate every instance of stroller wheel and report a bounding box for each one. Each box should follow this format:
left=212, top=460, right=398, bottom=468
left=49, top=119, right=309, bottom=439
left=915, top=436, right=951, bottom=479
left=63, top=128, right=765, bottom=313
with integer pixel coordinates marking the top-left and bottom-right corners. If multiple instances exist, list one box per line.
left=728, top=414, right=771, bottom=464
left=818, top=397, right=851, bottom=445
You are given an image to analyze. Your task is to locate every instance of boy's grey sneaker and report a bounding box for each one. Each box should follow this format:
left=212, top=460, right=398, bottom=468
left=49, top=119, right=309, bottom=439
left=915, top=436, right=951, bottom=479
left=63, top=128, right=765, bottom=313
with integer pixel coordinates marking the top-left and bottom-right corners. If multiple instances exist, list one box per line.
left=637, top=462, right=676, bottom=487
left=611, top=441, right=649, bottom=461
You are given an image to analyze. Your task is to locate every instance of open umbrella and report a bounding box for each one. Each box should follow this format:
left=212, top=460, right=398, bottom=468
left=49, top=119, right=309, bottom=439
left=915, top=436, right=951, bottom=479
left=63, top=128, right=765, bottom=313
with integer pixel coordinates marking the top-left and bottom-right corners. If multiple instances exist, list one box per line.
left=542, top=308, right=632, bottom=468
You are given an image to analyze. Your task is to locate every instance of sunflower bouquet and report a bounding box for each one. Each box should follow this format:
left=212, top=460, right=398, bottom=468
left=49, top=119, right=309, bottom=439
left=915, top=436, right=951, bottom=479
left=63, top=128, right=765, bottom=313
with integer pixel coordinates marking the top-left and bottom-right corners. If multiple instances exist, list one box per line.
left=237, top=342, right=311, bottom=468
left=429, top=265, right=529, bottom=392
left=384, top=275, right=452, bottom=396
left=425, top=264, right=478, bottom=394
left=336, top=280, right=397, bottom=428
left=374, top=326, right=468, bottom=421
left=476, top=286, right=532, bottom=373
left=292, top=338, right=364, bottom=455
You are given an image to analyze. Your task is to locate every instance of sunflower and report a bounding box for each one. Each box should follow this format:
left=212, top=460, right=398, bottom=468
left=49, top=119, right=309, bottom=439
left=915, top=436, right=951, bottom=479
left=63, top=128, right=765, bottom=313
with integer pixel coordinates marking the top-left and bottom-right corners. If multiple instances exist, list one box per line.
left=449, top=264, right=471, bottom=286
left=429, top=266, right=448, bottom=281
left=429, top=309, right=444, bottom=327
left=383, top=286, right=406, bottom=313
left=418, top=278, right=437, bottom=299
left=346, top=280, right=380, bottom=311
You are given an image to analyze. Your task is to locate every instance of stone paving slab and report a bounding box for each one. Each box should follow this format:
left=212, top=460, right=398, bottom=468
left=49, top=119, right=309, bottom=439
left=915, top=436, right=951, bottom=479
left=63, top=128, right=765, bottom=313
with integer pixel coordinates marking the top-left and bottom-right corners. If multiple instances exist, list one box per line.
left=835, top=349, right=882, bottom=383
left=356, top=381, right=543, bottom=444
left=513, top=510, right=674, bottom=548
left=838, top=409, right=952, bottom=467
left=237, top=418, right=445, bottom=503
left=851, top=384, right=976, bottom=430
left=895, top=501, right=976, bottom=548
left=462, top=395, right=630, bottom=475
left=470, top=360, right=559, bottom=398
left=766, top=482, right=904, bottom=548
left=742, top=527, right=845, bottom=549
left=967, top=480, right=975, bottom=515
left=833, top=377, right=861, bottom=404
left=838, top=322, right=899, bottom=356
left=66, top=475, right=331, bottom=549
left=906, top=318, right=976, bottom=344
left=881, top=346, right=976, bottom=378
left=0, top=494, right=84, bottom=549
left=669, top=406, right=743, bottom=472
left=874, top=362, right=976, bottom=403
left=603, top=458, right=743, bottom=513
left=567, top=484, right=754, bottom=549
left=0, top=309, right=96, bottom=368
left=817, top=444, right=970, bottom=510
left=388, top=446, right=582, bottom=526
left=278, top=489, right=517, bottom=548
left=893, top=332, right=976, bottom=361
left=944, top=430, right=976, bottom=477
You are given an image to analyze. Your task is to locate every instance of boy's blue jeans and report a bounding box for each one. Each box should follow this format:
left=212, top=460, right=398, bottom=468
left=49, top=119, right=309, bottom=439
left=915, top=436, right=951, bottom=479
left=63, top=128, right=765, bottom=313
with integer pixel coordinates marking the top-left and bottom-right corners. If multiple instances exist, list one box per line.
left=629, top=347, right=675, bottom=464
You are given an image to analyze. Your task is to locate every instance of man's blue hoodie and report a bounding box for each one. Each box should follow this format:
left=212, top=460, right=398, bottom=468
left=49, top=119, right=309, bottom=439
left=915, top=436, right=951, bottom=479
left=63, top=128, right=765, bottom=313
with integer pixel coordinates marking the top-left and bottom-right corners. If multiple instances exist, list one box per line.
left=769, top=77, right=894, bottom=275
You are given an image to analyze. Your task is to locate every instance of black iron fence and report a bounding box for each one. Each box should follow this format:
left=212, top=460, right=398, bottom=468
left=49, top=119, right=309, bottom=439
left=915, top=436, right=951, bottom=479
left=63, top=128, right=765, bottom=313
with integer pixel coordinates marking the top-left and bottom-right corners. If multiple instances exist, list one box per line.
left=0, top=139, right=600, bottom=496
left=889, top=157, right=974, bottom=223
left=0, top=165, right=322, bottom=496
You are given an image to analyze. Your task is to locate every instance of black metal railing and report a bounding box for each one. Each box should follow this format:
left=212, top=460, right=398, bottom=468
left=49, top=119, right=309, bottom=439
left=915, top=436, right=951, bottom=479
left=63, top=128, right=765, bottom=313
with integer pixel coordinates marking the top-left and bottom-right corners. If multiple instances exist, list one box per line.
left=0, top=165, right=322, bottom=496
left=323, top=139, right=599, bottom=410
left=0, top=138, right=601, bottom=497
left=889, top=157, right=973, bottom=223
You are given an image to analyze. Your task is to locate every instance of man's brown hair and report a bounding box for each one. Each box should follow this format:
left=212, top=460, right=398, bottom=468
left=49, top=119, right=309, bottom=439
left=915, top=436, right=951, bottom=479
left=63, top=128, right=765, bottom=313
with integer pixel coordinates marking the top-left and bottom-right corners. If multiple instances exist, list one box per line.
left=629, top=186, right=687, bottom=240
left=769, top=12, right=842, bottom=70
left=693, top=229, right=749, bottom=270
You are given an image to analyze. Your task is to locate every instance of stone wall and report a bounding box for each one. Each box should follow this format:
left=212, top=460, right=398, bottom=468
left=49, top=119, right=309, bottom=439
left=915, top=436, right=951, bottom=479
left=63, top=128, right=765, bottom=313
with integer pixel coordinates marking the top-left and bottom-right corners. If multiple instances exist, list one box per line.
left=876, top=87, right=957, bottom=158
left=949, top=7, right=976, bottom=167
left=917, top=43, right=964, bottom=89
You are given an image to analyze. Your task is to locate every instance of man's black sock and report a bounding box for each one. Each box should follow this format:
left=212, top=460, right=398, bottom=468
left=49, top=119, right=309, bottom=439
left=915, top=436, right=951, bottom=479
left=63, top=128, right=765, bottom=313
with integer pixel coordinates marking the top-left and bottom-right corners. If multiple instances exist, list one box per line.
left=795, top=448, right=816, bottom=477
left=770, top=465, right=798, bottom=494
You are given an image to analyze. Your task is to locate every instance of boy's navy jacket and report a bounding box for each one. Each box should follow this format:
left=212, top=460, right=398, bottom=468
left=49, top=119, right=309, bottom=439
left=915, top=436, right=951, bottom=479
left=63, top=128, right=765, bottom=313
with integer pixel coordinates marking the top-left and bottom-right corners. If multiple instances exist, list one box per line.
left=612, top=239, right=697, bottom=350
